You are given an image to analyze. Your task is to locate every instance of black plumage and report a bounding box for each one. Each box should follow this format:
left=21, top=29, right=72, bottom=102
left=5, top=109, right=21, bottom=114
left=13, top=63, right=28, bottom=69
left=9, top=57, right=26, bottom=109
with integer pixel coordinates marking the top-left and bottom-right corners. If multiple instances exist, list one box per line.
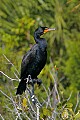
left=16, top=27, right=55, bottom=95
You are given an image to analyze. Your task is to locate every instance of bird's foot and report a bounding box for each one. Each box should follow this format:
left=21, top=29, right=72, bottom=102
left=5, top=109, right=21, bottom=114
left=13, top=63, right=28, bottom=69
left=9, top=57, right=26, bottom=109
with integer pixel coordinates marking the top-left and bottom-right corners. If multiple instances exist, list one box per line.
left=31, top=78, right=42, bottom=86
left=37, top=79, right=42, bottom=86
left=27, top=75, right=33, bottom=85
left=27, top=75, right=42, bottom=86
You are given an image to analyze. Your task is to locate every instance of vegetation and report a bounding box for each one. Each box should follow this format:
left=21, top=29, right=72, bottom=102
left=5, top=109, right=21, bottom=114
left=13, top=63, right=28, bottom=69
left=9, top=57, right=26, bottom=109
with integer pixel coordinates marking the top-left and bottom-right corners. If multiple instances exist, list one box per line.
left=0, top=0, right=80, bottom=119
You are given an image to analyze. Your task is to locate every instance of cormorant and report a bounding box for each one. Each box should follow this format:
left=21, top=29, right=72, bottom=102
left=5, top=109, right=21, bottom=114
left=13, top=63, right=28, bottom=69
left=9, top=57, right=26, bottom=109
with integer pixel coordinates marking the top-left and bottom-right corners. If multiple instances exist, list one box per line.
left=16, top=26, right=56, bottom=95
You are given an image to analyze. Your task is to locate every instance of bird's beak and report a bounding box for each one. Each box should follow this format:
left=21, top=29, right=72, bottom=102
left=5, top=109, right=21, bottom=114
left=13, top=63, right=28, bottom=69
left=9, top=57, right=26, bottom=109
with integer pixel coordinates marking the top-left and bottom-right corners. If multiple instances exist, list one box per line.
left=44, top=28, right=56, bottom=33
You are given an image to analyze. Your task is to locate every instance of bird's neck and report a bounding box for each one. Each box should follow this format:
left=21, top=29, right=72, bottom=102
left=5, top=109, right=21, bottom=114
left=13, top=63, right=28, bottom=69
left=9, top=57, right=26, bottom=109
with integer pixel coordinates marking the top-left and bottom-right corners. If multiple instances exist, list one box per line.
left=34, top=32, right=41, bottom=43
left=34, top=32, right=47, bottom=51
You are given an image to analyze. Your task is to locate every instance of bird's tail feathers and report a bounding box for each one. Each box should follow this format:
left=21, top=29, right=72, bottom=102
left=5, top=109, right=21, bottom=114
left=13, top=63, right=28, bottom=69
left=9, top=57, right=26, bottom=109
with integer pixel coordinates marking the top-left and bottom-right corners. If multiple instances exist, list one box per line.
left=16, top=79, right=26, bottom=95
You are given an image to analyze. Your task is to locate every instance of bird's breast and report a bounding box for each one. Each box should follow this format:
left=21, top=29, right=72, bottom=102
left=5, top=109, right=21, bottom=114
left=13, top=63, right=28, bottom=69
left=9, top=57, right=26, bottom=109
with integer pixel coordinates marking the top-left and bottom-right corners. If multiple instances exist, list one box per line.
left=35, top=48, right=47, bottom=71
left=30, top=48, right=47, bottom=73
left=36, top=47, right=47, bottom=62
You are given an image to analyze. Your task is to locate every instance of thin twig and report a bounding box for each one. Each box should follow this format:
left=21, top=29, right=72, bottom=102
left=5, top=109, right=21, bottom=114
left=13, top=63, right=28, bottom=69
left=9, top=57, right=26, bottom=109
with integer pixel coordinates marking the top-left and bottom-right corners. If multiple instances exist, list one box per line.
left=3, top=54, right=20, bottom=76
left=21, top=105, right=31, bottom=120
left=36, top=103, right=40, bottom=120
left=14, top=72, right=20, bottom=81
left=0, top=89, right=22, bottom=120
left=25, top=91, right=36, bottom=115
left=0, top=114, right=4, bottom=120
left=67, top=91, right=73, bottom=101
left=74, top=92, right=80, bottom=112
left=49, top=65, right=60, bottom=120
left=42, top=84, right=51, bottom=107
left=50, top=70, right=60, bottom=103
left=0, top=71, right=19, bottom=81
left=0, top=89, right=12, bottom=101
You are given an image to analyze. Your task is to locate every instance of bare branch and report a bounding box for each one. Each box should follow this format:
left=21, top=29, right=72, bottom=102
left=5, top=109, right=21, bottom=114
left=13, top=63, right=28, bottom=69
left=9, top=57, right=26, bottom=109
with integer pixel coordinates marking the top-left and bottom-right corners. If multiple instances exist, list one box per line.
left=3, top=54, right=20, bottom=76
left=0, top=89, right=12, bottom=101
left=0, top=114, right=4, bottom=120
left=0, top=71, right=19, bottom=81
left=25, top=91, right=36, bottom=115
left=36, top=103, right=40, bottom=120
left=74, top=91, right=80, bottom=112
left=42, top=84, right=51, bottom=107
left=0, top=89, right=22, bottom=120
left=14, top=72, right=20, bottom=81
left=67, top=91, right=73, bottom=102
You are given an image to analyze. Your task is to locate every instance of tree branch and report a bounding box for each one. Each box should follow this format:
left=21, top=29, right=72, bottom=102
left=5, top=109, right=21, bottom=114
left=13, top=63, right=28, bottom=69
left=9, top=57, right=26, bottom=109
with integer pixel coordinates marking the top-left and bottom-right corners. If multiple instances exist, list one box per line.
left=0, top=71, right=19, bottom=81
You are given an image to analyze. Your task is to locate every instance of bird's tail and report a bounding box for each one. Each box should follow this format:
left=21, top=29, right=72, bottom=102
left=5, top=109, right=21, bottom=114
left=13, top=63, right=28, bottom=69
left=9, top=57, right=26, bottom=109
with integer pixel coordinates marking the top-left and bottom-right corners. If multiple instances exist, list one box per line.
left=16, top=80, right=26, bottom=95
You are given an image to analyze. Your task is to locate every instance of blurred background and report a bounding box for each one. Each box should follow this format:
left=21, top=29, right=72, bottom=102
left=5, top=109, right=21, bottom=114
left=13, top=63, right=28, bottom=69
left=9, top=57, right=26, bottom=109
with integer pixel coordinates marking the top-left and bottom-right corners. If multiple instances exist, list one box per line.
left=0, top=0, right=80, bottom=119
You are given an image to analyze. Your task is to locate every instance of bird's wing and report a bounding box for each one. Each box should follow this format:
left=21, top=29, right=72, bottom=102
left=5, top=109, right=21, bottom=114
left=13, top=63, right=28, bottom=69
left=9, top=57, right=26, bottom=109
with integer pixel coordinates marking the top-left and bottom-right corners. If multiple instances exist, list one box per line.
left=20, top=44, right=37, bottom=79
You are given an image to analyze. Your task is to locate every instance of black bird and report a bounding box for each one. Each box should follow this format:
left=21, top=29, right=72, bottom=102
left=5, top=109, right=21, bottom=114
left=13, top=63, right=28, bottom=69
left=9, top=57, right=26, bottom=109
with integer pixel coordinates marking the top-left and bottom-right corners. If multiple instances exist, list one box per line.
left=16, top=26, right=56, bottom=95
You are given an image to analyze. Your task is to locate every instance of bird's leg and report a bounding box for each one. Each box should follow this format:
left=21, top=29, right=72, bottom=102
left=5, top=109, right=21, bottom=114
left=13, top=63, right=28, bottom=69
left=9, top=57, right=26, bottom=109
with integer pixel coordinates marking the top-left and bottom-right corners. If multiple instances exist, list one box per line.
left=26, top=75, right=42, bottom=104
left=31, top=82, right=36, bottom=104
left=27, top=75, right=36, bottom=104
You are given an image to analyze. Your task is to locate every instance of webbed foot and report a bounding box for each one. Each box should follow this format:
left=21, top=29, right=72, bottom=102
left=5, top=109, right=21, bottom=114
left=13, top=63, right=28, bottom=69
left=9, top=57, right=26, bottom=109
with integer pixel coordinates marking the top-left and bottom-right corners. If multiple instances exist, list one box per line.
left=37, top=79, right=42, bottom=86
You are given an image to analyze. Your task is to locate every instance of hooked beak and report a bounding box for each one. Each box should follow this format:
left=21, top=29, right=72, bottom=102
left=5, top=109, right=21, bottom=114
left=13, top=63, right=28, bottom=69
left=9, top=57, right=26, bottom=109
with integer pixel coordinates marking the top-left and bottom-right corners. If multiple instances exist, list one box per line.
left=44, top=28, right=56, bottom=33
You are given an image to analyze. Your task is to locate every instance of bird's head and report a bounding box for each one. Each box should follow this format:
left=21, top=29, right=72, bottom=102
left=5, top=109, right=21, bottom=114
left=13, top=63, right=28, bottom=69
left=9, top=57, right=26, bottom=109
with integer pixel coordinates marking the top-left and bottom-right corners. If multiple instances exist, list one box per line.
left=35, top=26, right=56, bottom=36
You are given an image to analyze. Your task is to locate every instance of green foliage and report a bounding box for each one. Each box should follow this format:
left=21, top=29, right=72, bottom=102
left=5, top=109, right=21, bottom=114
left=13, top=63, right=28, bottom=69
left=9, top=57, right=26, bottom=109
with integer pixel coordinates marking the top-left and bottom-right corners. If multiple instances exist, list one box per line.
left=40, top=107, right=52, bottom=119
left=65, top=40, right=80, bottom=89
left=0, top=0, right=80, bottom=119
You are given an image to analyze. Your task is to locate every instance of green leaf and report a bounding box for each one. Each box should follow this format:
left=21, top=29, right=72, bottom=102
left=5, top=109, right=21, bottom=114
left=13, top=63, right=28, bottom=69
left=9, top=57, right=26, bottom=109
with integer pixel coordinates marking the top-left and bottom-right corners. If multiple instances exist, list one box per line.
left=22, top=97, right=27, bottom=108
left=61, top=109, right=69, bottom=119
left=66, top=103, right=73, bottom=108
left=42, top=107, right=51, bottom=116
